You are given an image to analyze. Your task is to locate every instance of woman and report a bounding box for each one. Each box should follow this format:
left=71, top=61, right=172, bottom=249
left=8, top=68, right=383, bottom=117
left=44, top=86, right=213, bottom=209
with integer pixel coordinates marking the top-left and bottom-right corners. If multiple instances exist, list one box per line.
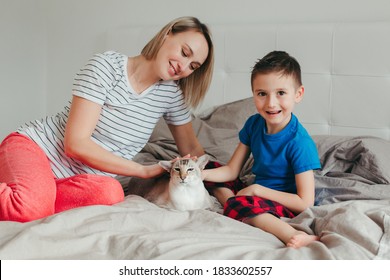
left=0, top=16, right=214, bottom=222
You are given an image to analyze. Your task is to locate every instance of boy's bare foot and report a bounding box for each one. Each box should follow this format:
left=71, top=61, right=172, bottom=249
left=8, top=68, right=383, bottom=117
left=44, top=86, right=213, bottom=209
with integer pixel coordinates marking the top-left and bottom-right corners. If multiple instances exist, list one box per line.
left=286, top=231, right=319, bottom=248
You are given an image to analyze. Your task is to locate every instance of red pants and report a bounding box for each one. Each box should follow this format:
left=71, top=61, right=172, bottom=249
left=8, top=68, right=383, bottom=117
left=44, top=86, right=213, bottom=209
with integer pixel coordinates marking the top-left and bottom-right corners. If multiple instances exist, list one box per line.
left=0, top=133, right=124, bottom=222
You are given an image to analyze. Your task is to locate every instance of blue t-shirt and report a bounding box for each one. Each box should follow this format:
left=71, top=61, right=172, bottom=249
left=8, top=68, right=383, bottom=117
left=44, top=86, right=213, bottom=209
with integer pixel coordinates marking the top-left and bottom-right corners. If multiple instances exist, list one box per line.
left=239, top=113, right=321, bottom=194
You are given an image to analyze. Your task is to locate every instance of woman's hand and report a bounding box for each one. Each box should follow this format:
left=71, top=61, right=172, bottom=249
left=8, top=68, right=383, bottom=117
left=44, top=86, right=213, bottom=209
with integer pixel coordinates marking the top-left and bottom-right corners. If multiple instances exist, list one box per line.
left=172, top=154, right=197, bottom=162
left=168, top=123, right=205, bottom=157
left=141, top=163, right=166, bottom=179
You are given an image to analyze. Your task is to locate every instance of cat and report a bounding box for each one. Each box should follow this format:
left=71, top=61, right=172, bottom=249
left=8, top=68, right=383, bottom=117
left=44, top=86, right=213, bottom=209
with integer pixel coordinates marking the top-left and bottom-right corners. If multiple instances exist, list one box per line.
left=158, top=154, right=217, bottom=211
left=127, top=154, right=220, bottom=211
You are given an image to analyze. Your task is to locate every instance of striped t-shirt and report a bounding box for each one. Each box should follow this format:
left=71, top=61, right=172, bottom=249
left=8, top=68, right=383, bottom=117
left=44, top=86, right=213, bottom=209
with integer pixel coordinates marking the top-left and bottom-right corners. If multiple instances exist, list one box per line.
left=17, top=51, right=192, bottom=178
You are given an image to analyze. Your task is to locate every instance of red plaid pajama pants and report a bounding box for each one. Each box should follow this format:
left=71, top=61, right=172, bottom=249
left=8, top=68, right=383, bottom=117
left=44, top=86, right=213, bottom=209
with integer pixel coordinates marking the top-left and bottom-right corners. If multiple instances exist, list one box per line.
left=204, top=161, right=295, bottom=221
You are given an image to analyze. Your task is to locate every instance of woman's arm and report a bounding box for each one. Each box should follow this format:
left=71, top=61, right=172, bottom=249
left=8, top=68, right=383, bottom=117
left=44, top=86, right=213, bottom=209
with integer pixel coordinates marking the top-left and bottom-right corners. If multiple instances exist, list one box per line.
left=168, top=122, right=205, bottom=157
left=202, top=142, right=251, bottom=182
left=64, top=96, right=164, bottom=178
left=237, top=170, right=316, bottom=213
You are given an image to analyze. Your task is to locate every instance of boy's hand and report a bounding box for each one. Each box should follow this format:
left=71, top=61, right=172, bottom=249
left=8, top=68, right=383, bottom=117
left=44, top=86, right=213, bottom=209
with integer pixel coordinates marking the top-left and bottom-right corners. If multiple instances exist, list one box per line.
left=236, top=184, right=262, bottom=196
left=201, top=169, right=208, bottom=181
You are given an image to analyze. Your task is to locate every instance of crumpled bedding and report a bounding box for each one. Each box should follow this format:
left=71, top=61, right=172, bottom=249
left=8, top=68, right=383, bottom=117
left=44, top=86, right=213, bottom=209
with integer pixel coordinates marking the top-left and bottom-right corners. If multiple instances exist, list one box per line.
left=313, top=135, right=390, bottom=205
left=1, top=98, right=389, bottom=259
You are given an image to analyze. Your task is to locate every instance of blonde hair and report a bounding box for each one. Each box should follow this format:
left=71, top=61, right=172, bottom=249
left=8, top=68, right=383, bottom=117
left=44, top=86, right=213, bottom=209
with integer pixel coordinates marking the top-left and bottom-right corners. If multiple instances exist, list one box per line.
left=141, top=16, right=214, bottom=109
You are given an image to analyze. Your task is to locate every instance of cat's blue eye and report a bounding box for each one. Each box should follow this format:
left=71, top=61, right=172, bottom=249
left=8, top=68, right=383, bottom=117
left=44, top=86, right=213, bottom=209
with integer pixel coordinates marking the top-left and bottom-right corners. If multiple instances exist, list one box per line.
left=174, top=168, right=180, bottom=172
left=187, top=168, right=194, bottom=172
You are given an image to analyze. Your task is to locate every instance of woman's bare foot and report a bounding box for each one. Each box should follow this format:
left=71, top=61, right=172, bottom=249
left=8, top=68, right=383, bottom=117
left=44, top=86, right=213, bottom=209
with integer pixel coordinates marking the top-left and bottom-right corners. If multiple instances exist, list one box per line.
left=286, top=231, right=319, bottom=248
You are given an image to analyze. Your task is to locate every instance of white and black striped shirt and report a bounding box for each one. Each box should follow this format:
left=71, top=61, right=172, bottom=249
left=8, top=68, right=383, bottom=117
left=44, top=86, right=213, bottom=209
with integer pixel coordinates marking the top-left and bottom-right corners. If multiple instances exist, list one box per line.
left=18, top=51, right=192, bottom=178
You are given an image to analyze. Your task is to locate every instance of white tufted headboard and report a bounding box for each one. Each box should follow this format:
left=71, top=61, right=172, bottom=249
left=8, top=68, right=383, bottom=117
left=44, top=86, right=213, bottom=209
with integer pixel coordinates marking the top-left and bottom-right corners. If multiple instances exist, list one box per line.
left=106, top=21, right=390, bottom=140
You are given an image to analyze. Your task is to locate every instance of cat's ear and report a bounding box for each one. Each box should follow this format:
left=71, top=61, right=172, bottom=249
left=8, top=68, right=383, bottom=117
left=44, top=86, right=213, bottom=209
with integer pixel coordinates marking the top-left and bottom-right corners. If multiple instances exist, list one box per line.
left=196, top=154, right=210, bottom=170
left=158, top=160, right=172, bottom=171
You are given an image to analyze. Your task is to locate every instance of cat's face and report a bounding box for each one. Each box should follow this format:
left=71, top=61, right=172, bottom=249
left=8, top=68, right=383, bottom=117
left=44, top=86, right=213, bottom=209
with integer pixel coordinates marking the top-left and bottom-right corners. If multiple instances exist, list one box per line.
left=170, top=158, right=201, bottom=184
left=159, top=154, right=210, bottom=184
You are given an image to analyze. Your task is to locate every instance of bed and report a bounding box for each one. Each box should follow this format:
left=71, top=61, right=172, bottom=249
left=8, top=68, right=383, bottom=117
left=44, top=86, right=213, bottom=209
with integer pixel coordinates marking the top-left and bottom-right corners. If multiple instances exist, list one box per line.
left=1, top=21, right=390, bottom=260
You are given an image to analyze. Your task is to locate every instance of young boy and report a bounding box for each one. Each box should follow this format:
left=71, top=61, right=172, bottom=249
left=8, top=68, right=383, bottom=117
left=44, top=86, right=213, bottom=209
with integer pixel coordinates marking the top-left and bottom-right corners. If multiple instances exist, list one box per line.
left=203, top=51, right=321, bottom=248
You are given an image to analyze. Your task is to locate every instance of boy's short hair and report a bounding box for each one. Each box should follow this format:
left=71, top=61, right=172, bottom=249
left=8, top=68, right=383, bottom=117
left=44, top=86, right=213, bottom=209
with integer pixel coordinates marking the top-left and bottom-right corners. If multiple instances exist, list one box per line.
left=251, top=51, right=302, bottom=90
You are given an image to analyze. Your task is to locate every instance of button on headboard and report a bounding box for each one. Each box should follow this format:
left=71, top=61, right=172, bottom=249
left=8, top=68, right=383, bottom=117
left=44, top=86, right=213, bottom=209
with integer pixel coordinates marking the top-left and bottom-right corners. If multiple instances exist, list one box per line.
left=106, top=21, right=390, bottom=139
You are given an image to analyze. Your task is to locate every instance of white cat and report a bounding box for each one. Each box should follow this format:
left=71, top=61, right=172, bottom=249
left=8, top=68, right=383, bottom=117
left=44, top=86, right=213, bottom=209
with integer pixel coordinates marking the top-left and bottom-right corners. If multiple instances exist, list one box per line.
left=127, top=155, right=220, bottom=211
left=158, top=154, right=216, bottom=211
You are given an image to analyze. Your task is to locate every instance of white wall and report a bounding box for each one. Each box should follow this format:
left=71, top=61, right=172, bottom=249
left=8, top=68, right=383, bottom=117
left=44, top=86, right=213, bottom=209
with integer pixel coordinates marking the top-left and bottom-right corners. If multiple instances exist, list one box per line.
left=1, top=0, right=390, bottom=140
left=0, top=0, right=46, bottom=139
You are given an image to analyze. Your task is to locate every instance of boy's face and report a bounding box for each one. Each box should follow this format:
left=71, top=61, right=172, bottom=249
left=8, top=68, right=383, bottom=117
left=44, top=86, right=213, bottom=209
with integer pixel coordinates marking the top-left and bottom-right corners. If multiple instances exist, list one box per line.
left=252, top=72, right=304, bottom=134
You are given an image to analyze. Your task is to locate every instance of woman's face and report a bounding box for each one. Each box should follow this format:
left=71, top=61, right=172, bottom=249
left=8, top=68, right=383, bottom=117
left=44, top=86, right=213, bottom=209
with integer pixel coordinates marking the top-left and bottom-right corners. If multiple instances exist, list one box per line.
left=155, top=30, right=209, bottom=81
